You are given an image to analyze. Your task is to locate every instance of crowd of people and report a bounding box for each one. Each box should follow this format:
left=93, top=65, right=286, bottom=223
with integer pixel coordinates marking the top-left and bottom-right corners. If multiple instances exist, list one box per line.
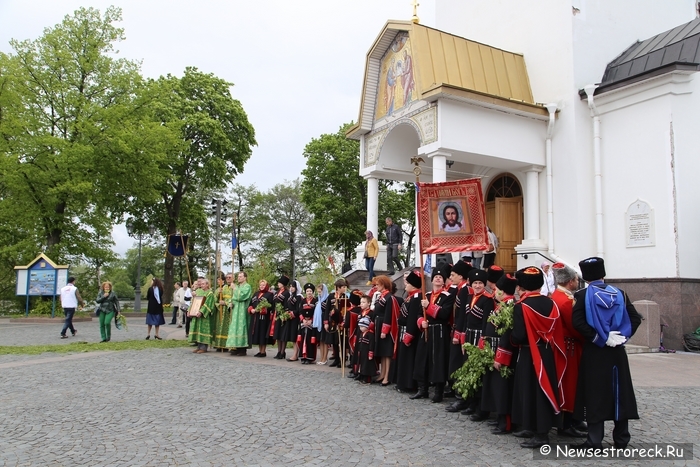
left=182, top=255, right=641, bottom=450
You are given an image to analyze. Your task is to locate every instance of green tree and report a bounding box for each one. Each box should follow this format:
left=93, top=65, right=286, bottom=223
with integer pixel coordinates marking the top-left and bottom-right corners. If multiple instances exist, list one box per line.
left=0, top=6, right=164, bottom=265
left=135, top=68, right=256, bottom=302
left=301, top=123, right=365, bottom=265
left=300, top=123, right=417, bottom=269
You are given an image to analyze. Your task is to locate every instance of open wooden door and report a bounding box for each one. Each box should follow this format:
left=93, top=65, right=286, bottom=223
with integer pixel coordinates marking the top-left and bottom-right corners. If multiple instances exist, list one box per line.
left=494, top=197, right=523, bottom=273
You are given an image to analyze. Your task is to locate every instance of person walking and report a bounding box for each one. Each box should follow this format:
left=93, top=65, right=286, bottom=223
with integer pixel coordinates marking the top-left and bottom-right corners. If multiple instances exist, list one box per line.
left=169, top=282, right=181, bottom=324
left=385, top=217, right=403, bottom=275
left=146, top=277, right=165, bottom=340
left=59, top=277, right=84, bottom=339
left=96, top=281, right=119, bottom=343
left=364, top=231, right=379, bottom=285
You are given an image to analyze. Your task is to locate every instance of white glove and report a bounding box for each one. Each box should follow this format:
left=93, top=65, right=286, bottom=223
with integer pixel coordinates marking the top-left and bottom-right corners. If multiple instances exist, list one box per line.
left=605, top=330, right=627, bottom=347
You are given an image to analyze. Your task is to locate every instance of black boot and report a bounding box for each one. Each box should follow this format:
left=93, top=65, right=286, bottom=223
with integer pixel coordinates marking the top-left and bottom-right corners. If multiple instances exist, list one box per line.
left=409, top=386, right=429, bottom=400
left=431, top=383, right=445, bottom=403
left=446, top=398, right=470, bottom=412
left=520, top=433, right=549, bottom=449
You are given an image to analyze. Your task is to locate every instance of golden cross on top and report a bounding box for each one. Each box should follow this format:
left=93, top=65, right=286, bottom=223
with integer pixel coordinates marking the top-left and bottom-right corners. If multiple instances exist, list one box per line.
left=411, top=0, right=420, bottom=24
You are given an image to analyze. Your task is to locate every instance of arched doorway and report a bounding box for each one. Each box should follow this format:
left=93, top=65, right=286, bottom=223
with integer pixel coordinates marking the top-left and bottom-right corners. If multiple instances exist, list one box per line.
left=485, top=174, right=523, bottom=273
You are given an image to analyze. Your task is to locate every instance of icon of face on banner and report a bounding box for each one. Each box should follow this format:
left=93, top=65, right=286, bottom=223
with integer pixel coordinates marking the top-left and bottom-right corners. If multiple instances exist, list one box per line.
left=436, top=201, right=471, bottom=234
left=417, top=178, right=489, bottom=255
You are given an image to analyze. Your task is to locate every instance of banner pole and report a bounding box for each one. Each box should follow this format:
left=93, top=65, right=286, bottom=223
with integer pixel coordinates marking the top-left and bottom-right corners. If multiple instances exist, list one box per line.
left=411, top=157, right=429, bottom=342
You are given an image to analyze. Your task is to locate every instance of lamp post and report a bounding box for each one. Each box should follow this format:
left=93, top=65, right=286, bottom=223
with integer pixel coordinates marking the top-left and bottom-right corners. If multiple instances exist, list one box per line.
left=126, top=220, right=155, bottom=313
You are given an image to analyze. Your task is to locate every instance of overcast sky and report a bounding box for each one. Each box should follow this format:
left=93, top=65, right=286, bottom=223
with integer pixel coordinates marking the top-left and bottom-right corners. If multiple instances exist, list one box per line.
left=0, top=0, right=436, bottom=256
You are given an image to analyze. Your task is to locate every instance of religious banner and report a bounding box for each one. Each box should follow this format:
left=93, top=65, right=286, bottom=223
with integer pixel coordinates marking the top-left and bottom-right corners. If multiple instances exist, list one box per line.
left=167, top=234, right=189, bottom=257
left=417, top=179, right=489, bottom=254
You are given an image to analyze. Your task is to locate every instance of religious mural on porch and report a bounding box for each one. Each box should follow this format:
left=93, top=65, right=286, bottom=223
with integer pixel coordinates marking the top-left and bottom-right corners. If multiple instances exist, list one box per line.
left=375, top=32, right=417, bottom=121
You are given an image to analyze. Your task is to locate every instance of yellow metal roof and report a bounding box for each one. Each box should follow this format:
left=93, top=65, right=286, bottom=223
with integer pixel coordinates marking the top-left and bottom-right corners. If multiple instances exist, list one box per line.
left=348, top=21, right=545, bottom=139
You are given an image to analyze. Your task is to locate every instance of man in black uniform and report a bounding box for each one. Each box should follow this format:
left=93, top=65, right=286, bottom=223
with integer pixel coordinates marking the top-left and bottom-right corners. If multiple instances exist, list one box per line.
left=411, top=265, right=455, bottom=402
left=572, top=257, right=641, bottom=449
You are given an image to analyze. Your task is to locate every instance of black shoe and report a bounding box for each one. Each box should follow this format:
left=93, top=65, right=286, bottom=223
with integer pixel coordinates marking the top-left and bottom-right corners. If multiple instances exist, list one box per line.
left=520, top=436, right=549, bottom=449
left=557, top=427, right=587, bottom=438
left=100, top=340, right=106, bottom=343
left=253, top=352, right=261, bottom=357
left=431, top=393, right=444, bottom=403
left=460, top=407, right=476, bottom=416
left=72, top=330, right=77, bottom=336
left=446, top=400, right=470, bottom=412
left=487, top=420, right=498, bottom=427
left=571, top=441, right=601, bottom=449
left=286, top=358, right=298, bottom=362
left=60, top=335, right=68, bottom=339
left=573, top=421, right=588, bottom=431
left=347, top=371, right=356, bottom=378
left=491, top=427, right=512, bottom=435
left=410, top=390, right=429, bottom=400
left=469, top=412, right=489, bottom=422
left=513, top=430, right=534, bottom=439
left=443, top=389, right=456, bottom=398
left=145, top=336, right=150, bottom=340
left=395, top=387, right=412, bottom=394
left=388, top=271, right=395, bottom=276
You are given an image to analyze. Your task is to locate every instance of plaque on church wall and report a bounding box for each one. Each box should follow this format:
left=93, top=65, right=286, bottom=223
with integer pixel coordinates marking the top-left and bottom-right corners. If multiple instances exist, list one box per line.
left=625, top=199, right=655, bottom=248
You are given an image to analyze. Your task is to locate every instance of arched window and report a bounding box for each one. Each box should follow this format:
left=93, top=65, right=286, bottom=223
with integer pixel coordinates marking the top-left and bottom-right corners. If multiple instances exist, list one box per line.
left=486, top=174, right=522, bottom=202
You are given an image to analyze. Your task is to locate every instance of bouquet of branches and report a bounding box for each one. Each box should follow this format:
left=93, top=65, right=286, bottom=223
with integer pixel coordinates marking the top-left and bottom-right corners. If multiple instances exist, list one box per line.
left=275, top=302, right=292, bottom=322
left=255, top=298, right=272, bottom=313
left=451, top=342, right=494, bottom=399
left=488, top=300, right=514, bottom=335
left=115, top=313, right=128, bottom=331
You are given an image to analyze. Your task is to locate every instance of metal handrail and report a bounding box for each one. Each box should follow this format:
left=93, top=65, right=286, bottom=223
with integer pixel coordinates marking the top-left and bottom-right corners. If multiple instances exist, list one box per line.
left=510, top=251, right=556, bottom=264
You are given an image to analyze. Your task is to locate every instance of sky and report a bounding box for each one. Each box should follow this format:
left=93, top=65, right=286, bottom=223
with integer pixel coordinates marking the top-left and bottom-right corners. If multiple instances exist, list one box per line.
left=0, top=0, right=436, bottom=257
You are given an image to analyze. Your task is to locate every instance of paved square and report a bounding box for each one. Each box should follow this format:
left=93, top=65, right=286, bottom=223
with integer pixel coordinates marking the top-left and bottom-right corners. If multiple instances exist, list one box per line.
left=1, top=318, right=699, bottom=466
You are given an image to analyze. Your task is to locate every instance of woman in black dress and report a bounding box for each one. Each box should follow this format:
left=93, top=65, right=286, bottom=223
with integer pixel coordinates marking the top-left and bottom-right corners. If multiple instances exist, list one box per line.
left=146, top=277, right=165, bottom=340
left=248, top=279, right=275, bottom=357
left=372, top=275, right=398, bottom=386
left=298, top=284, right=318, bottom=364
left=283, top=280, right=302, bottom=361
left=272, top=276, right=290, bottom=359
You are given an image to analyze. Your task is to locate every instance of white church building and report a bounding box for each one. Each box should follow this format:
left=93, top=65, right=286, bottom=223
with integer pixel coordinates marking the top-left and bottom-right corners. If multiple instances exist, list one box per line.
left=347, top=0, right=700, bottom=349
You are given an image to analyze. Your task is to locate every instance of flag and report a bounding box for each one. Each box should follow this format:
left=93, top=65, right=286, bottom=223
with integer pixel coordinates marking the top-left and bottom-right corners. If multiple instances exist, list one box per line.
left=423, top=254, right=432, bottom=276
left=167, top=235, right=188, bottom=257
left=231, top=230, right=238, bottom=250
left=416, top=178, right=489, bottom=254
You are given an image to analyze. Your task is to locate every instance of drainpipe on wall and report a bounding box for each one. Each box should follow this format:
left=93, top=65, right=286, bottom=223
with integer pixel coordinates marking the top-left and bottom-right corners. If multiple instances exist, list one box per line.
left=584, top=84, right=605, bottom=259
left=545, top=103, right=558, bottom=259
left=542, top=103, right=575, bottom=269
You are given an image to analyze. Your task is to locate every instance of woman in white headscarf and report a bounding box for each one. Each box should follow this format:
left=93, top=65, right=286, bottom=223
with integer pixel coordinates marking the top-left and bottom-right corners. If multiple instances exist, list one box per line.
left=540, top=261, right=556, bottom=297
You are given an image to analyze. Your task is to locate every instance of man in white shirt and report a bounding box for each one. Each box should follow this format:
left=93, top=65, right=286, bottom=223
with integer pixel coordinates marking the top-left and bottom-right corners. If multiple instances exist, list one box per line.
left=170, top=282, right=182, bottom=325
left=59, top=277, right=85, bottom=339
left=177, top=280, right=191, bottom=328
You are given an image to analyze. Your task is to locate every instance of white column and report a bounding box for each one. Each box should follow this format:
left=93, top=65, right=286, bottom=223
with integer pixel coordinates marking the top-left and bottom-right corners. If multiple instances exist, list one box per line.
left=427, top=151, right=450, bottom=182
left=525, top=166, right=543, bottom=241
left=366, top=176, right=379, bottom=238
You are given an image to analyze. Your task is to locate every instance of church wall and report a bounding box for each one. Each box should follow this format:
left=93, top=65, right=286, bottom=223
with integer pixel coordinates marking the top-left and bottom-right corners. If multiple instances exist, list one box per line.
left=596, top=92, right=678, bottom=279
left=671, top=76, right=700, bottom=279
left=439, top=99, right=545, bottom=167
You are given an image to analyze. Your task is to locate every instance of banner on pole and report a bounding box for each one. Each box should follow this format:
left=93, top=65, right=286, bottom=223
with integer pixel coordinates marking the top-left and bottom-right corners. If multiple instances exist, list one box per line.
left=417, top=178, right=489, bottom=254
left=167, top=235, right=189, bottom=257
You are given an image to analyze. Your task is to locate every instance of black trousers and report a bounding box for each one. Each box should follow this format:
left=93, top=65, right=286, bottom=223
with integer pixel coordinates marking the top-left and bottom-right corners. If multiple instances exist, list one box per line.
left=170, top=306, right=179, bottom=324
left=483, top=253, right=496, bottom=269
left=587, top=420, right=630, bottom=448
